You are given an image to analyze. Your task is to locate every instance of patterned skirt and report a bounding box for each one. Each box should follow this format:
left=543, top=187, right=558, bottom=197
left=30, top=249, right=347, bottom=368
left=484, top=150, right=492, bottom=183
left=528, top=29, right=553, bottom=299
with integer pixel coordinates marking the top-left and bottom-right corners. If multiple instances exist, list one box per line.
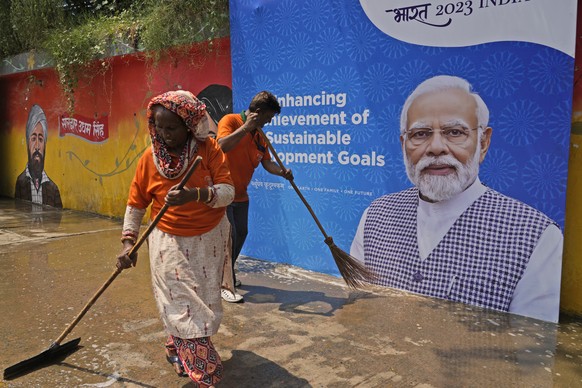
left=167, top=335, right=223, bottom=387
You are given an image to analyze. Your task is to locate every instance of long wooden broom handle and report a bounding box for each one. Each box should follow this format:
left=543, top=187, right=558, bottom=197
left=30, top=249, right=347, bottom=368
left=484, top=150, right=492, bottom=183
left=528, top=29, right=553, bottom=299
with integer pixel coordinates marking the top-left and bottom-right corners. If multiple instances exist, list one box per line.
left=54, top=156, right=203, bottom=345
left=256, top=127, right=330, bottom=239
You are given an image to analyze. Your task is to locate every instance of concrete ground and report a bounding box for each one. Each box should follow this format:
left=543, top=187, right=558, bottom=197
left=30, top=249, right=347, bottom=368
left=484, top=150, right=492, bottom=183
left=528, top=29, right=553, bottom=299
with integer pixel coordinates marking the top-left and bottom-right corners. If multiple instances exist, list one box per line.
left=0, top=198, right=581, bottom=388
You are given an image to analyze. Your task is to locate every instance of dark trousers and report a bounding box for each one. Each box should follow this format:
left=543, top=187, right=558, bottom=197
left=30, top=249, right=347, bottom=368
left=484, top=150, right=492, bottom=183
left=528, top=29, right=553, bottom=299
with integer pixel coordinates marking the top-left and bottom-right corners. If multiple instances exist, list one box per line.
left=226, top=201, right=249, bottom=284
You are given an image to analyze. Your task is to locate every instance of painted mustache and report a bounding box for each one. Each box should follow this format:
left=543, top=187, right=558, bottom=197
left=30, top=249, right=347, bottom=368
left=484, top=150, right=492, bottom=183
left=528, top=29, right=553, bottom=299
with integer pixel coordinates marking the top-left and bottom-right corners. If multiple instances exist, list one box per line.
left=31, top=150, right=43, bottom=160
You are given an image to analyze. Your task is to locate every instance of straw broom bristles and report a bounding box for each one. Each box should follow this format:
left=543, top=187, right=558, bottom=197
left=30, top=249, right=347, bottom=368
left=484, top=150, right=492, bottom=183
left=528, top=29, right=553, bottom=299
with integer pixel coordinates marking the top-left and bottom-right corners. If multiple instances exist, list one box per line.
left=324, top=236, right=377, bottom=289
left=256, top=128, right=376, bottom=289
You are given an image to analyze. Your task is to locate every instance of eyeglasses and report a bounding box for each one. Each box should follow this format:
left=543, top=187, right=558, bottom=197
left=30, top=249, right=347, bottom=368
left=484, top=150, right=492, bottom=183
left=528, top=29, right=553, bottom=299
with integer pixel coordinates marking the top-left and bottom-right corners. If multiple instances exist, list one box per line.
left=405, top=126, right=480, bottom=146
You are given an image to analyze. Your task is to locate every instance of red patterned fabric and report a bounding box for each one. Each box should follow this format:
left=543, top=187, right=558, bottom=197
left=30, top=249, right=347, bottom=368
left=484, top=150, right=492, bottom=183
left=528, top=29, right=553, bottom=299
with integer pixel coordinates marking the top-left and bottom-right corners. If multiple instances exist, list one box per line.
left=168, top=335, right=223, bottom=387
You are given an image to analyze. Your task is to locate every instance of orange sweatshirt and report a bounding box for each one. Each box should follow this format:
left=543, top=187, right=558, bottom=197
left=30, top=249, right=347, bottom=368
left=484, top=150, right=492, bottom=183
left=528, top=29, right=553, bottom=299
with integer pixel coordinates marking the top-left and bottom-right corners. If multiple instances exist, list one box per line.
left=127, top=138, right=233, bottom=236
left=217, top=113, right=271, bottom=202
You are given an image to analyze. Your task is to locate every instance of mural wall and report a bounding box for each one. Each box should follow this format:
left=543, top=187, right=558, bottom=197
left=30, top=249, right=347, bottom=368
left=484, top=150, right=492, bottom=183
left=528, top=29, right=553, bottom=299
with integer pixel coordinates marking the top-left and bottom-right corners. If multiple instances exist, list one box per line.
left=0, top=38, right=233, bottom=217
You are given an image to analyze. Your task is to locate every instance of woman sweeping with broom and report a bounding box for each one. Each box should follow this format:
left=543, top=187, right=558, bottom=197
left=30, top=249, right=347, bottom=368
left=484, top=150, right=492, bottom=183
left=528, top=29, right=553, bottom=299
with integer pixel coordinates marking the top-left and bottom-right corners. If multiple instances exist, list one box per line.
left=116, top=90, right=234, bottom=387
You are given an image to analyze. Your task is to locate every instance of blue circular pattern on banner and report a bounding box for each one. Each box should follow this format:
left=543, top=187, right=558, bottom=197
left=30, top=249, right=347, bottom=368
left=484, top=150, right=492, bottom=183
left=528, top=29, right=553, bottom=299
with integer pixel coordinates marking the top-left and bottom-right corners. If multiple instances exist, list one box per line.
left=330, top=66, right=362, bottom=99
left=346, top=22, right=378, bottom=63
left=301, top=69, right=330, bottom=95
left=329, top=190, right=369, bottom=224
left=438, top=56, right=477, bottom=82
left=289, top=217, right=319, bottom=250
left=480, top=149, right=518, bottom=192
left=249, top=5, right=274, bottom=39
left=329, top=0, right=360, bottom=28
left=286, top=32, right=315, bottom=69
left=549, top=100, right=573, bottom=150
left=497, top=100, right=545, bottom=147
left=363, top=63, right=396, bottom=103
left=252, top=74, right=276, bottom=94
left=331, top=162, right=357, bottom=183
left=382, top=39, right=410, bottom=59
left=522, top=154, right=567, bottom=201
left=397, top=60, right=433, bottom=97
left=302, top=0, right=329, bottom=32
left=478, top=51, right=524, bottom=98
left=276, top=72, right=301, bottom=93
left=275, top=0, right=301, bottom=37
left=260, top=36, right=286, bottom=72
left=528, top=48, right=573, bottom=95
left=316, top=28, right=345, bottom=66
left=420, top=46, right=445, bottom=56
left=376, top=105, right=404, bottom=145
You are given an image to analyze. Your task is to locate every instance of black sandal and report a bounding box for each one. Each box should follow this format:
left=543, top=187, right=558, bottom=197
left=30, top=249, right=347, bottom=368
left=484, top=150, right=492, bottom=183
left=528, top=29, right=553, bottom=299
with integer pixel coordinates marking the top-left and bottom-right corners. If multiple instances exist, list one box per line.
left=165, top=351, right=187, bottom=377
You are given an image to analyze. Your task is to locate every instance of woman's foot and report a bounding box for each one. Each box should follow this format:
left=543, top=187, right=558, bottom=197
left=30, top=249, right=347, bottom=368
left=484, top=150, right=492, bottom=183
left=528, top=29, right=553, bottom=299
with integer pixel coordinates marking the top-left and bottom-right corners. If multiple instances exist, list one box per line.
left=165, top=347, right=187, bottom=377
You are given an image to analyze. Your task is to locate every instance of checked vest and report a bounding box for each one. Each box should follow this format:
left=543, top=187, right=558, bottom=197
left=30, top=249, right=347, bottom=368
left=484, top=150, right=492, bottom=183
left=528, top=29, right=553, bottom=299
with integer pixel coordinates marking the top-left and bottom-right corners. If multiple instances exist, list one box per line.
left=363, top=187, right=553, bottom=312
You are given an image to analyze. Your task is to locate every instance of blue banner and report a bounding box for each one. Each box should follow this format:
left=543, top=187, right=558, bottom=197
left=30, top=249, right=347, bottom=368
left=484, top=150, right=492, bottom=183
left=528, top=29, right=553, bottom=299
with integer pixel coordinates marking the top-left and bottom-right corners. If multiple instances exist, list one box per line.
left=229, top=0, right=576, bottom=277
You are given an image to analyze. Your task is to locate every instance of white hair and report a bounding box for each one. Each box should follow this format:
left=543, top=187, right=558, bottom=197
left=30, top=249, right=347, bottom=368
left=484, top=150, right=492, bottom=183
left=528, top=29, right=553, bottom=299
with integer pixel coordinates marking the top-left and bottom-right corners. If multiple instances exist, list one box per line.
left=399, top=75, right=489, bottom=135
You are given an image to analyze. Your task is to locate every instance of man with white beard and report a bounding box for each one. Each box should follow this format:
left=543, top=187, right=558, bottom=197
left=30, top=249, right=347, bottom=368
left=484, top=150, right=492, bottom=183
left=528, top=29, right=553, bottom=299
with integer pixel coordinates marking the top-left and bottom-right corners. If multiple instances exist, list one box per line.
left=350, top=75, right=562, bottom=323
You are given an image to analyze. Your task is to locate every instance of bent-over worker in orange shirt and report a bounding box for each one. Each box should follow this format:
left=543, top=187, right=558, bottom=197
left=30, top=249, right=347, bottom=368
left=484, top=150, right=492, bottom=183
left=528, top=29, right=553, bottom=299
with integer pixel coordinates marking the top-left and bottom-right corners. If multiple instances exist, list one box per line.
left=216, top=91, right=293, bottom=303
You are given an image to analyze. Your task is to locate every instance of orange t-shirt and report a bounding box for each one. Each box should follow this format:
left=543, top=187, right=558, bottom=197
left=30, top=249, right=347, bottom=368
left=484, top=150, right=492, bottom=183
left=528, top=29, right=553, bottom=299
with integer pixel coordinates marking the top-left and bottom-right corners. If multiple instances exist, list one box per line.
left=127, top=137, right=233, bottom=236
left=216, top=113, right=271, bottom=202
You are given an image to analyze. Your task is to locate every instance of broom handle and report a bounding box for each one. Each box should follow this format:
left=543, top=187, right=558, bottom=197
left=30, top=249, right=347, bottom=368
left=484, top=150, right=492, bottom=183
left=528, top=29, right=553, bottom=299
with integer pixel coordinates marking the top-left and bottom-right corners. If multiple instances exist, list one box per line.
left=53, top=156, right=203, bottom=345
left=256, top=127, right=330, bottom=239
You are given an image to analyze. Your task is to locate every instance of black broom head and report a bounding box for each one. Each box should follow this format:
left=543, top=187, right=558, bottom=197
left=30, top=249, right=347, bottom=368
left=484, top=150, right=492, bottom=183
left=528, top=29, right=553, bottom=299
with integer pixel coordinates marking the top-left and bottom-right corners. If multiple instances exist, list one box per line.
left=3, top=338, right=81, bottom=380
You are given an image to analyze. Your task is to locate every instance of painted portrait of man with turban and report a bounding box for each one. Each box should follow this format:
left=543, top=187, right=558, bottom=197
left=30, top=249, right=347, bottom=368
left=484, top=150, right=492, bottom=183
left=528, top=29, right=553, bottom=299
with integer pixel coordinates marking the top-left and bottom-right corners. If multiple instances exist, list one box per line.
left=15, top=104, right=62, bottom=208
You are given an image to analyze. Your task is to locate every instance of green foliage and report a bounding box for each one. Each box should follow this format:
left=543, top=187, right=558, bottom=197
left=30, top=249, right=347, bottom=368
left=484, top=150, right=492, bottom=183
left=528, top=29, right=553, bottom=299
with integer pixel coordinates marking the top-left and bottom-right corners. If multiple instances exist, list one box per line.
left=140, top=0, right=229, bottom=56
left=0, top=1, right=24, bottom=57
left=10, top=0, right=65, bottom=51
left=43, top=13, right=140, bottom=109
left=0, top=0, right=229, bottom=112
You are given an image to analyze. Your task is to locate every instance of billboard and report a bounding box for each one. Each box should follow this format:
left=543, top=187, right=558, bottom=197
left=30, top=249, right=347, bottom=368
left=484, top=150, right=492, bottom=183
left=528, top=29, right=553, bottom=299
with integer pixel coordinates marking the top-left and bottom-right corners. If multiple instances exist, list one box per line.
left=229, top=0, right=576, bottom=321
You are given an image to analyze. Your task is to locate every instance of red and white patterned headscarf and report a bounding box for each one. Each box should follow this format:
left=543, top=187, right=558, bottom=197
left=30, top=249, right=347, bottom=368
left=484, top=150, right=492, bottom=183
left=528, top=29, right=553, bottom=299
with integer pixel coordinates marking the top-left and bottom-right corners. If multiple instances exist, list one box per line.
left=147, top=91, right=207, bottom=179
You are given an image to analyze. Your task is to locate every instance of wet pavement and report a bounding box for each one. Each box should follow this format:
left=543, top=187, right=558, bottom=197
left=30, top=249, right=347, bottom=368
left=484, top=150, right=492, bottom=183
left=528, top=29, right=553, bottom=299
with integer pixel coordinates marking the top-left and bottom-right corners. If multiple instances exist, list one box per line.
left=0, top=198, right=581, bottom=388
